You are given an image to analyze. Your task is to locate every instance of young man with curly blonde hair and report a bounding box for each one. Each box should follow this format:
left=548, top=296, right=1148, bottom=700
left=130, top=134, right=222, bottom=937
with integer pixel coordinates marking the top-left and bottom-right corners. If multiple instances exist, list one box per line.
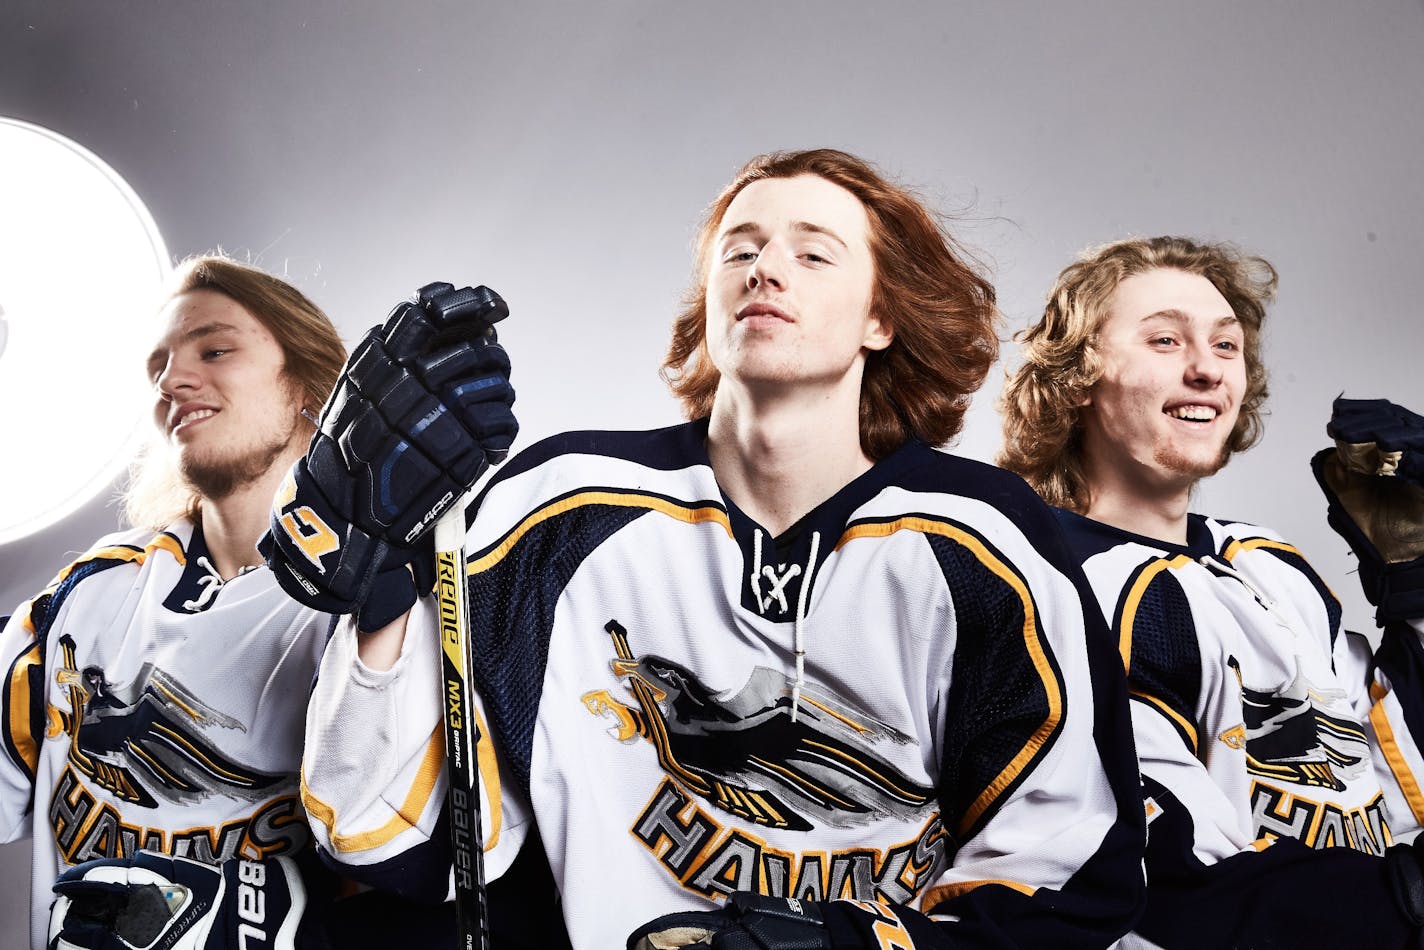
left=1002, top=235, right=1424, bottom=948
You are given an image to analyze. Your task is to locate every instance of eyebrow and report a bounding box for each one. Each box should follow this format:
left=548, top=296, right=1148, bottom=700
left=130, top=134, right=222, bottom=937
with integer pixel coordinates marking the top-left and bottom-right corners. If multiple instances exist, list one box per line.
left=1139, top=309, right=1240, bottom=330
left=146, top=321, right=244, bottom=369
left=718, top=220, right=849, bottom=249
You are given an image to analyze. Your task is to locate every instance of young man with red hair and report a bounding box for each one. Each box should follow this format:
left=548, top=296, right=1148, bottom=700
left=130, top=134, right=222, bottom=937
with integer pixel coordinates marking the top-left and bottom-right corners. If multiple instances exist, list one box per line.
left=294, top=149, right=1142, bottom=948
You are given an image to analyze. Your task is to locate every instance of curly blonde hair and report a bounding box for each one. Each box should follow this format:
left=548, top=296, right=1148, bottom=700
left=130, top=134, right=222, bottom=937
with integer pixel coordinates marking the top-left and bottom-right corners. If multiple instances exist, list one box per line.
left=999, top=236, right=1277, bottom=512
left=664, top=149, right=999, bottom=458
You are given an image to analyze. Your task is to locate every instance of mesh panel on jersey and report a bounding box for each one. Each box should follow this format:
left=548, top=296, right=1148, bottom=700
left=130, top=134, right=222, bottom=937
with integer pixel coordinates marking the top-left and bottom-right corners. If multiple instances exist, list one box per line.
left=1121, top=568, right=1201, bottom=752
left=927, top=531, right=1064, bottom=841
left=467, top=502, right=647, bottom=793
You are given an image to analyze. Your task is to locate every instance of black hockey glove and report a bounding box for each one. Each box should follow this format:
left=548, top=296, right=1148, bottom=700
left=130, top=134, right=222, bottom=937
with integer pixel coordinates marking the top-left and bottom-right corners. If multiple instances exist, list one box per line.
left=627, top=892, right=931, bottom=949
left=1312, top=396, right=1424, bottom=624
left=628, top=894, right=834, bottom=950
left=1385, top=843, right=1424, bottom=949
left=48, top=851, right=314, bottom=950
left=262, top=282, right=516, bottom=632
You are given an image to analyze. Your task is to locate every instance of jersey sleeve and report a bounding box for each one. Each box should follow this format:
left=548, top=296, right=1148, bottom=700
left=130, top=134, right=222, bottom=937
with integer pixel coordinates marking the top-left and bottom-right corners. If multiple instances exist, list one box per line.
left=301, top=596, right=531, bottom=902
left=898, top=498, right=1147, bottom=948
left=1, top=533, right=130, bottom=844
left=1, top=602, right=46, bottom=842
left=2, top=528, right=152, bottom=844
left=1348, top=617, right=1424, bottom=845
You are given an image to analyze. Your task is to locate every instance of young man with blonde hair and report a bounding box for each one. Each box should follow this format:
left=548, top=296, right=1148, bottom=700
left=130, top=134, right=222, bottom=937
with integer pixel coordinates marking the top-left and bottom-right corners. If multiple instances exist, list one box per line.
left=253, top=149, right=1143, bottom=949
left=1002, top=235, right=1424, bottom=947
left=1, top=256, right=347, bottom=948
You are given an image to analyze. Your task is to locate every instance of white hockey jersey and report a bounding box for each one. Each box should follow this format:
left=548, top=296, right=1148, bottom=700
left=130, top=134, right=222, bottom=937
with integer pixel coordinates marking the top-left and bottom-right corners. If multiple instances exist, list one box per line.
left=0, top=519, right=331, bottom=948
left=1058, top=508, right=1424, bottom=947
left=303, top=422, right=1146, bottom=948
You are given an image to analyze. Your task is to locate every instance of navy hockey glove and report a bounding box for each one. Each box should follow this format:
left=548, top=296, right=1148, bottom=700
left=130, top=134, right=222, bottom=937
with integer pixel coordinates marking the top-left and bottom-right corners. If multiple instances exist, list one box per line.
left=262, top=283, right=516, bottom=631
left=1385, top=843, right=1424, bottom=949
left=629, top=894, right=834, bottom=950
left=628, top=892, right=931, bottom=949
left=48, top=852, right=313, bottom=950
left=1312, top=396, right=1424, bottom=624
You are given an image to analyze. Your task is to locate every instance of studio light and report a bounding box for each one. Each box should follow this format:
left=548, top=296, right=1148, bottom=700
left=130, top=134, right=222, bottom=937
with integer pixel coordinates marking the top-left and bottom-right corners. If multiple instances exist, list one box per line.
left=0, top=118, right=169, bottom=545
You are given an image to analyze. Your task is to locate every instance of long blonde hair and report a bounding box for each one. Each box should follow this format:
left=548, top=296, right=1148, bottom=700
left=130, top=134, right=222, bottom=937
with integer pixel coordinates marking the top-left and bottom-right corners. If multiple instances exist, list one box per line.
left=123, top=256, right=345, bottom=529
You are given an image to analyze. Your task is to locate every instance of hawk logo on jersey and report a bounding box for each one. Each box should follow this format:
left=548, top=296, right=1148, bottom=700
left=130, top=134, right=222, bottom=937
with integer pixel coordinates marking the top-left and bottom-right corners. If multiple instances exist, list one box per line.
left=1234, top=656, right=1370, bottom=792
left=581, top=619, right=935, bottom=832
left=48, top=636, right=288, bottom=808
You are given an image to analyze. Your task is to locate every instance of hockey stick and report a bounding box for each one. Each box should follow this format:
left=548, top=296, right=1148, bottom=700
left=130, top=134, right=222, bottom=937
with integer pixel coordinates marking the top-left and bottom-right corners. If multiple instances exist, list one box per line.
left=434, top=495, right=489, bottom=950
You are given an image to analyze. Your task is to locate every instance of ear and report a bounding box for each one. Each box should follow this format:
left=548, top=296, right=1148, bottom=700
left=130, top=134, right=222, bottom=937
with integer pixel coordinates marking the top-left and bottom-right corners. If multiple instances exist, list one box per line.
left=862, top=313, right=893, bottom=352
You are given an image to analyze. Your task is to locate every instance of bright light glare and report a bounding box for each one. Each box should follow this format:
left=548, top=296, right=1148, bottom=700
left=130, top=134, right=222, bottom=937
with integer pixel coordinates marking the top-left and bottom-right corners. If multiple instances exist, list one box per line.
left=0, top=118, right=169, bottom=544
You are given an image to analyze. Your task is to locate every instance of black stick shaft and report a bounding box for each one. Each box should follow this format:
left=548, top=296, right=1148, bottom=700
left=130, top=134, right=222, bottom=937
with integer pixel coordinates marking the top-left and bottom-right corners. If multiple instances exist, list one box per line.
left=435, top=504, right=488, bottom=950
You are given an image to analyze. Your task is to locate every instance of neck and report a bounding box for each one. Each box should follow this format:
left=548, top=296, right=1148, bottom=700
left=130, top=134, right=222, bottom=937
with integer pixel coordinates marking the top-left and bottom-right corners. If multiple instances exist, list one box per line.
left=196, top=449, right=302, bottom=580
left=1080, top=456, right=1195, bottom=546
left=707, top=378, right=872, bottom=536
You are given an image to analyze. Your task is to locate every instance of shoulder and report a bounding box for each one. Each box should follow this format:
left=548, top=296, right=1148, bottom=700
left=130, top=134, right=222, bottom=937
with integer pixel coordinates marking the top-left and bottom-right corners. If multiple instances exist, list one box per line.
left=493, top=420, right=709, bottom=483
left=17, top=522, right=193, bottom=636
left=859, top=446, right=1083, bottom=577
left=887, top=445, right=1057, bottom=524
left=1049, top=509, right=1195, bottom=610
left=50, top=522, right=193, bottom=587
left=1197, top=514, right=1296, bottom=552
left=470, top=421, right=715, bottom=535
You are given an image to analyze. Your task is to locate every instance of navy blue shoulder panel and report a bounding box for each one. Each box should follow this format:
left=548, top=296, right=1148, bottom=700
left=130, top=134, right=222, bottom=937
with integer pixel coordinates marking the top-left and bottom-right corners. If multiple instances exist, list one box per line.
left=887, top=447, right=1077, bottom=557
left=1054, top=508, right=1215, bottom=562
left=497, top=420, right=708, bottom=481
left=468, top=421, right=711, bottom=530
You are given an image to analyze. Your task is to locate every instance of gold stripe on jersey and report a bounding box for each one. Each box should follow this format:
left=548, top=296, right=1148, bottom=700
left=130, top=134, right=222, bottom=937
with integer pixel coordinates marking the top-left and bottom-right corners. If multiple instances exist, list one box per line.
left=1368, top=681, right=1424, bottom=826
left=150, top=723, right=251, bottom=785
left=920, top=876, right=1037, bottom=907
left=19, top=534, right=186, bottom=635
left=302, top=722, right=445, bottom=853
left=151, top=680, right=203, bottom=723
left=5, top=641, right=41, bottom=775
left=803, top=740, right=928, bottom=802
left=1130, top=690, right=1200, bottom=754
left=473, top=700, right=503, bottom=849
left=798, top=696, right=875, bottom=735
left=467, top=491, right=731, bottom=575
left=302, top=713, right=504, bottom=854
left=834, top=516, right=1061, bottom=835
left=1222, top=537, right=1299, bottom=562
left=1223, top=536, right=1342, bottom=603
left=1116, top=555, right=1192, bottom=673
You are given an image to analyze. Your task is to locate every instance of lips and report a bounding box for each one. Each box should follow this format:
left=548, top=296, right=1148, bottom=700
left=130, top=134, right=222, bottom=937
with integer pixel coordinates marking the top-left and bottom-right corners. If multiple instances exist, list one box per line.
left=170, top=405, right=218, bottom=434
left=1164, top=403, right=1222, bottom=423
left=736, top=302, right=793, bottom=323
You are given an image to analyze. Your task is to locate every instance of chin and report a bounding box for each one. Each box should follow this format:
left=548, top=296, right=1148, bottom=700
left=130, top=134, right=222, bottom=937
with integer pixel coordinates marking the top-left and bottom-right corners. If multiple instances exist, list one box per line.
left=180, top=438, right=294, bottom=500
left=1156, top=443, right=1233, bottom=481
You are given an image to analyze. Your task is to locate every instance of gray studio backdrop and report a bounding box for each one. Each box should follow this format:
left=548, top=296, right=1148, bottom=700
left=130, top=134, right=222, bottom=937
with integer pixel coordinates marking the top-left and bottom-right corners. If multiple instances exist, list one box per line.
left=2, top=1, right=1421, bottom=942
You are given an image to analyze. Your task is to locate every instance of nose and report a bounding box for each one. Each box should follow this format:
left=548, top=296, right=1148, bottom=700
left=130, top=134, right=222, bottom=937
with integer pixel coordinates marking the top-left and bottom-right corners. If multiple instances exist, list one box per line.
left=1184, top=340, right=1224, bottom=387
left=154, top=353, right=199, bottom=401
left=746, top=242, right=788, bottom=292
